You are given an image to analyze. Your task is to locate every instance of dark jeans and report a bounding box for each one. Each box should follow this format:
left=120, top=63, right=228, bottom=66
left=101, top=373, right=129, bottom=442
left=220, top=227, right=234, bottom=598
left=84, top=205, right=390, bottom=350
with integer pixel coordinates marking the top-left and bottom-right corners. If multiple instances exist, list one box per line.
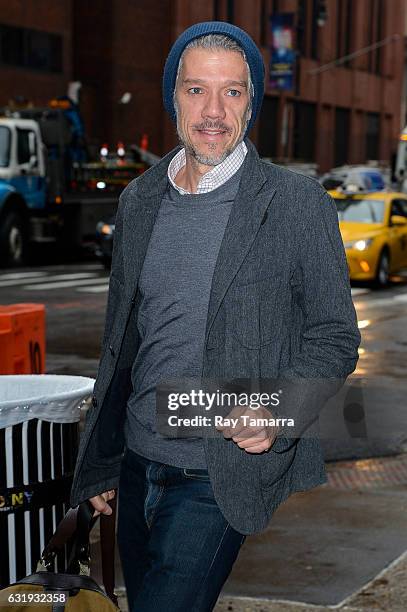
left=117, top=448, right=246, bottom=612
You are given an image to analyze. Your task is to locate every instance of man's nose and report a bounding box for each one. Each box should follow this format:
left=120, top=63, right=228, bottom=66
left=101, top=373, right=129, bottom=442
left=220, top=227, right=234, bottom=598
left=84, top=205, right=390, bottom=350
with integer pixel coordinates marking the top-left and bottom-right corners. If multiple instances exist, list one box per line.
left=201, top=91, right=226, bottom=120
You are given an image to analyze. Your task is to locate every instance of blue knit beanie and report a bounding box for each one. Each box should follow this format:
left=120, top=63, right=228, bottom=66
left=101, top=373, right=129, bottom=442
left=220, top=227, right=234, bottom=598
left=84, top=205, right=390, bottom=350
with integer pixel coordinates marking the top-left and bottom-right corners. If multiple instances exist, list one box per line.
left=163, top=21, right=265, bottom=134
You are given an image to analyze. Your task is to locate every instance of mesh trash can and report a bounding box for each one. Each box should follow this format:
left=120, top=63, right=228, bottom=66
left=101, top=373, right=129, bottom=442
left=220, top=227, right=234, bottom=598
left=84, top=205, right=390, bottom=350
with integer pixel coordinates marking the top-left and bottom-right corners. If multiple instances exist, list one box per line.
left=0, top=375, right=94, bottom=588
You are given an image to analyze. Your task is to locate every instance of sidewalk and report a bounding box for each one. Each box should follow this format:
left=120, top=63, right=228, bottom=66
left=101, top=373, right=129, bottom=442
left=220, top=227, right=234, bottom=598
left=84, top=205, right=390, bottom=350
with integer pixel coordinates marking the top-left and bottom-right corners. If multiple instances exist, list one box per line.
left=117, top=551, right=407, bottom=611
left=89, top=454, right=407, bottom=611
left=212, top=551, right=407, bottom=611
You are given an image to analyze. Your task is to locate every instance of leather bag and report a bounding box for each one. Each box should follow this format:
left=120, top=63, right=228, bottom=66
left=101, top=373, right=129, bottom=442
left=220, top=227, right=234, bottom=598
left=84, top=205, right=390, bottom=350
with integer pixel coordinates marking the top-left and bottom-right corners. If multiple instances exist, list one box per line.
left=0, top=499, right=119, bottom=611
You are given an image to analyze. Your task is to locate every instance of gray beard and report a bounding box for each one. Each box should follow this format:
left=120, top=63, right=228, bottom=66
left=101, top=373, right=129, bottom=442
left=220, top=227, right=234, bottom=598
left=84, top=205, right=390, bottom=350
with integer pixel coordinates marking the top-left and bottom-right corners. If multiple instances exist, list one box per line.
left=183, top=141, right=234, bottom=166
left=173, top=100, right=251, bottom=166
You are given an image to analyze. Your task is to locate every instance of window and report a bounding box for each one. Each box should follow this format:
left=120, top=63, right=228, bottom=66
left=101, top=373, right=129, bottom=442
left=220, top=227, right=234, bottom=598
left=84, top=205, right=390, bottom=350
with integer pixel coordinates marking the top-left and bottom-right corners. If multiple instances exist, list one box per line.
left=17, top=129, right=31, bottom=165
left=367, top=0, right=384, bottom=74
left=293, top=101, right=316, bottom=161
left=297, top=0, right=308, bottom=57
left=213, top=0, right=221, bottom=20
left=334, top=198, right=386, bottom=223
left=391, top=200, right=407, bottom=219
left=366, top=112, right=380, bottom=160
left=226, top=0, right=234, bottom=23
left=17, top=129, right=37, bottom=166
left=334, top=108, right=350, bottom=166
left=0, top=24, right=24, bottom=65
left=297, top=0, right=326, bottom=60
left=0, top=126, right=11, bottom=168
left=0, top=24, right=62, bottom=73
left=258, top=96, right=279, bottom=158
left=26, top=30, right=62, bottom=72
left=260, top=0, right=268, bottom=47
left=374, top=0, right=383, bottom=74
left=336, top=0, right=353, bottom=67
left=311, top=0, right=319, bottom=59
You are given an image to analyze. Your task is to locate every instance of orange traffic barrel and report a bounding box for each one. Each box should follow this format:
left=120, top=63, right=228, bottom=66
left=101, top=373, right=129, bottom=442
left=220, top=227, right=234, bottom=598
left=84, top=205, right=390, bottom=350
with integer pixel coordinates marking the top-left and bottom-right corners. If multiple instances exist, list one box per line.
left=0, top=304, right=46, bottom=374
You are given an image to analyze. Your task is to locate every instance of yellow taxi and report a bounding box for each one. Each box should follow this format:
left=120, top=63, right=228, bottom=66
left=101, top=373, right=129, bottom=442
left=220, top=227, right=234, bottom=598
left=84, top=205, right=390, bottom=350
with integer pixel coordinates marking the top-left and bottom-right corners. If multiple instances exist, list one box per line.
left=328, top=188, right=407, bottom=286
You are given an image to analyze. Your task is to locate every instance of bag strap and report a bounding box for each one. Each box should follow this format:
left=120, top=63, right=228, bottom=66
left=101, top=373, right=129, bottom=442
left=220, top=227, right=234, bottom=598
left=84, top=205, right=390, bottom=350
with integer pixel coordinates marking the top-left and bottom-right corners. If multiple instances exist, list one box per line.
left=38, top=498, right=118, bottom=605
left=100, top=496, right=117, bottom=603
left=65, top=500, right=97, bottom=575
left=39, top=502, right=94, bottom=572
left=18, top=571, right=108, bottom=599
left=39, top=507, right=79, bottom=568
left=70, top=499, right=118, bottom=605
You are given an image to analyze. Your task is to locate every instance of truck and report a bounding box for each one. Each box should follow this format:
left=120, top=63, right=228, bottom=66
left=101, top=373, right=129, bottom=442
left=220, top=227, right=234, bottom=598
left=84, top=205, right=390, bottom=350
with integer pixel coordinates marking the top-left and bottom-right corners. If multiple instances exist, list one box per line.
left=0, top=97, right=145, bottom=266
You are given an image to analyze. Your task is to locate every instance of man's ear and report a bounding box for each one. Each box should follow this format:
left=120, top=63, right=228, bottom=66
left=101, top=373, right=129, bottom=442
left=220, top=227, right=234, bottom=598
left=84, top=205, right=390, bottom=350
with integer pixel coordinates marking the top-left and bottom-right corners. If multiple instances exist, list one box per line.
left=246, top=104, right=252, bottom=124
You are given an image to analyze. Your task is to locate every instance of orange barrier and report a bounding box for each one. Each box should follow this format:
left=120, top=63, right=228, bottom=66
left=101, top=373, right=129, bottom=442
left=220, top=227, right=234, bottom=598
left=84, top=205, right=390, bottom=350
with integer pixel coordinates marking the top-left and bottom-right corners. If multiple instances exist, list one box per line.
left=0, top=304, right=46, bottom=374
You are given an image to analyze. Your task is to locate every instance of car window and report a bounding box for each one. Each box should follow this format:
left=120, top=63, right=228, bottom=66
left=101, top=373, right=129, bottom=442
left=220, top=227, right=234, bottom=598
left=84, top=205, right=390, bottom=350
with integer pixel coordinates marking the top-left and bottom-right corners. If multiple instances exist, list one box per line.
left=17, top=129, right=37, bottom=166
left=0, top=126, right=11, bottom=167
left=391, top=199, right=407, bottom=218
left=334, top=198, right=385, bottom=223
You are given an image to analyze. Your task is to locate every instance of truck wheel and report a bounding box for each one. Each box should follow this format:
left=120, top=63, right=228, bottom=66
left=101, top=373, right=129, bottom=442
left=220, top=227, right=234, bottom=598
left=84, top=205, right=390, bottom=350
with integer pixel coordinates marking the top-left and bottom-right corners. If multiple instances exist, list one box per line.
left=373, top=249, right=390, bottom=288
left=0, top=212, right=26, bottom=267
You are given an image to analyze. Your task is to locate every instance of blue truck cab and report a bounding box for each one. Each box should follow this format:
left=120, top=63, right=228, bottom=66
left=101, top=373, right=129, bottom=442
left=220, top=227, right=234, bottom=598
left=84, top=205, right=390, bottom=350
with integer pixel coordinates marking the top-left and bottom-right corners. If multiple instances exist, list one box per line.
left=0, top=102, right=142, bottom=267
left=0, top=118, right=48, bottom=264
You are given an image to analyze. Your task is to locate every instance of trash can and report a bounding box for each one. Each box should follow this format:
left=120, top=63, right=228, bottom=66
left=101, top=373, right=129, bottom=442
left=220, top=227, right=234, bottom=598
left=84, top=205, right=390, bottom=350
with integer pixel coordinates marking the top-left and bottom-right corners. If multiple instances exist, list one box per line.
left=0, top=374, right=95, bottom=588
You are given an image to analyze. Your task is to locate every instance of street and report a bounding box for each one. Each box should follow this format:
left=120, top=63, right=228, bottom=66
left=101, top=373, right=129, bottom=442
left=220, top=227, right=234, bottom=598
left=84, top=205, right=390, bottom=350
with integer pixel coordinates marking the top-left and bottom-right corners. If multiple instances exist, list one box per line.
left=0, top=262, right=110, bottom=378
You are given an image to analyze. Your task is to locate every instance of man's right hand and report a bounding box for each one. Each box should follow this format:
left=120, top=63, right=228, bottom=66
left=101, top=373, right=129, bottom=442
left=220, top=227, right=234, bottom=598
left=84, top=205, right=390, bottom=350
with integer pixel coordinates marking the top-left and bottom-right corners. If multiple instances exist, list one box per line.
left=89, top=490, right=116, bottom=517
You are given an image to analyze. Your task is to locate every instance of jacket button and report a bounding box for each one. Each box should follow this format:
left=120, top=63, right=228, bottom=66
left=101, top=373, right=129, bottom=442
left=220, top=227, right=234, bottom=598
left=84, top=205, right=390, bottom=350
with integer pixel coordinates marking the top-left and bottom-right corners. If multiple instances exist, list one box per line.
left=92, top=396, right=98, bottom=408
left=109, top=344, right=115, bottom=357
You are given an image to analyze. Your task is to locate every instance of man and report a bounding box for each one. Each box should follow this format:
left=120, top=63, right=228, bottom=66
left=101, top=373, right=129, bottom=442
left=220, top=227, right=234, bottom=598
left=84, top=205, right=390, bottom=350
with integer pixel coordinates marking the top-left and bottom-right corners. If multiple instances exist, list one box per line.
left=70, top=21, right=361, bottom=611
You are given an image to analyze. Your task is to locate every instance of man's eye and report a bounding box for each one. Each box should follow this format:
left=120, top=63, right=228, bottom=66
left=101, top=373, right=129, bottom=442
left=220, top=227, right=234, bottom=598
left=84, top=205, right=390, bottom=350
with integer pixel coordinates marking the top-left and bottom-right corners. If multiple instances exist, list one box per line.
left=227, top=89, right=241, bottom=97
left=188, top=87, right=203, bottom=94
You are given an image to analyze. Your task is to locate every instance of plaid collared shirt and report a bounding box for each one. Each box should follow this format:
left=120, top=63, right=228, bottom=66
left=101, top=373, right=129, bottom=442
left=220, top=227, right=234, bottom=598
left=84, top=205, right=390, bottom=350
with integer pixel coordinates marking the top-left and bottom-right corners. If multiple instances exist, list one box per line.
left=168, top=141, right=247, bottom=195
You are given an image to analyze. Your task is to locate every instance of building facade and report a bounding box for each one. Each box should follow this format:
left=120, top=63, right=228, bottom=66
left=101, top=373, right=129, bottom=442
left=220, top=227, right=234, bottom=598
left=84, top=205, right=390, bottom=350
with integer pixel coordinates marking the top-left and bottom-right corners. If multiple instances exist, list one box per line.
left=0, top=1, right=73, bottom=108
left=0, top=0, right=405, bottom=172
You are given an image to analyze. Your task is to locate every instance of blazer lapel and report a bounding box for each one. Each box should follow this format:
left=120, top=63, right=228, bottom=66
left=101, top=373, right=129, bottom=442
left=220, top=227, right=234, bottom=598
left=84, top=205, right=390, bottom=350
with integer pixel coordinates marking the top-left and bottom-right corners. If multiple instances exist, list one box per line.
left=204, top=140, right=277, bottom=341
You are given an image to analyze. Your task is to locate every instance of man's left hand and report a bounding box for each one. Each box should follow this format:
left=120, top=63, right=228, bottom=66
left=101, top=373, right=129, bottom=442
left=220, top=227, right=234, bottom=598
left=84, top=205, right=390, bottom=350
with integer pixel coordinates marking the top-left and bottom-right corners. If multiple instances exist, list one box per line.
left=215, top=405, right=279, bottom=453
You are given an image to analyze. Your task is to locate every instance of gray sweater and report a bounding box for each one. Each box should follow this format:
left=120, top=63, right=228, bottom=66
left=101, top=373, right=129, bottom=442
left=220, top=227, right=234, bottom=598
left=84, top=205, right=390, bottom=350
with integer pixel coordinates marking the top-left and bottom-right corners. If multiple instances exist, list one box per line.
left=125, top=166, right=243, bottom=467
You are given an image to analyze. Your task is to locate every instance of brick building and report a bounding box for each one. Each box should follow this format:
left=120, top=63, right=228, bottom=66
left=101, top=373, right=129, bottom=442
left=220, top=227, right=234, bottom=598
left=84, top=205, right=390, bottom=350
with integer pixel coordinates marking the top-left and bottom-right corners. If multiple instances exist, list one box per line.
left=0, top=1, right=72, bottom=108
left=0, top=0, right=405, bottom=172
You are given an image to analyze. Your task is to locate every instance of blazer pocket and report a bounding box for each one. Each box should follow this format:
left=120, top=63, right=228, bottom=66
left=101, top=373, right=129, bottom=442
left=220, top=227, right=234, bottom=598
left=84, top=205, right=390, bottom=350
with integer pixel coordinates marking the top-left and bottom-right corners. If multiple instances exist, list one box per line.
left=258, top=442, right=297, bottom=489
left=229, top=275, right=283, bottom=348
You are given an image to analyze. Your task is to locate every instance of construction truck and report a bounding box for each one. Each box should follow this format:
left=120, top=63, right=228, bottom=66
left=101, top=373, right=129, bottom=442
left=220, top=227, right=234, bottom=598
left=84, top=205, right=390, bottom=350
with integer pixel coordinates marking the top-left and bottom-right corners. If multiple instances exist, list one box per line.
left=0, top=96, right=146, bottom=266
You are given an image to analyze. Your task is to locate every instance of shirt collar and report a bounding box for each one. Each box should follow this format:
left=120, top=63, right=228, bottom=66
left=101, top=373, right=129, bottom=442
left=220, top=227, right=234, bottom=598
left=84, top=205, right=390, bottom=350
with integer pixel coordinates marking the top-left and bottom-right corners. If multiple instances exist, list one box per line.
left=168, top=140, right=247, bottom=195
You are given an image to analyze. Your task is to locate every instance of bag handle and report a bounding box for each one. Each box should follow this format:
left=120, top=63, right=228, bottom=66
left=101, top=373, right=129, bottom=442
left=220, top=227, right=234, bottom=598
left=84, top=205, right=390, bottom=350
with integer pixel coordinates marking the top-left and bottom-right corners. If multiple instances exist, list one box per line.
left=38, top=501, right=94, bottom=572
left=38, top=507, right=80, bottom=570
left=65, top=500, right=98, bottom=575
left=38, top=497, right=117, bottom=604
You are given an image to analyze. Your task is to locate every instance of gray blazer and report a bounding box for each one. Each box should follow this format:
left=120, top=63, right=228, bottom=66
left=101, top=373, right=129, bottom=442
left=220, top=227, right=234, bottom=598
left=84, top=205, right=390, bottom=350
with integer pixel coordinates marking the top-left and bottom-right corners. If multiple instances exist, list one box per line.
left=70, top=139, right=360, bottom=534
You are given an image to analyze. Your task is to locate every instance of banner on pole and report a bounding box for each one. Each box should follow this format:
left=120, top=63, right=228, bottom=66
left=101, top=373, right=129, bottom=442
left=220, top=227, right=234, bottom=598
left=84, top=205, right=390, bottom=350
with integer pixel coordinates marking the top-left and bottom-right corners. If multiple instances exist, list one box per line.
left=269, top=13, right=295, bottom=90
